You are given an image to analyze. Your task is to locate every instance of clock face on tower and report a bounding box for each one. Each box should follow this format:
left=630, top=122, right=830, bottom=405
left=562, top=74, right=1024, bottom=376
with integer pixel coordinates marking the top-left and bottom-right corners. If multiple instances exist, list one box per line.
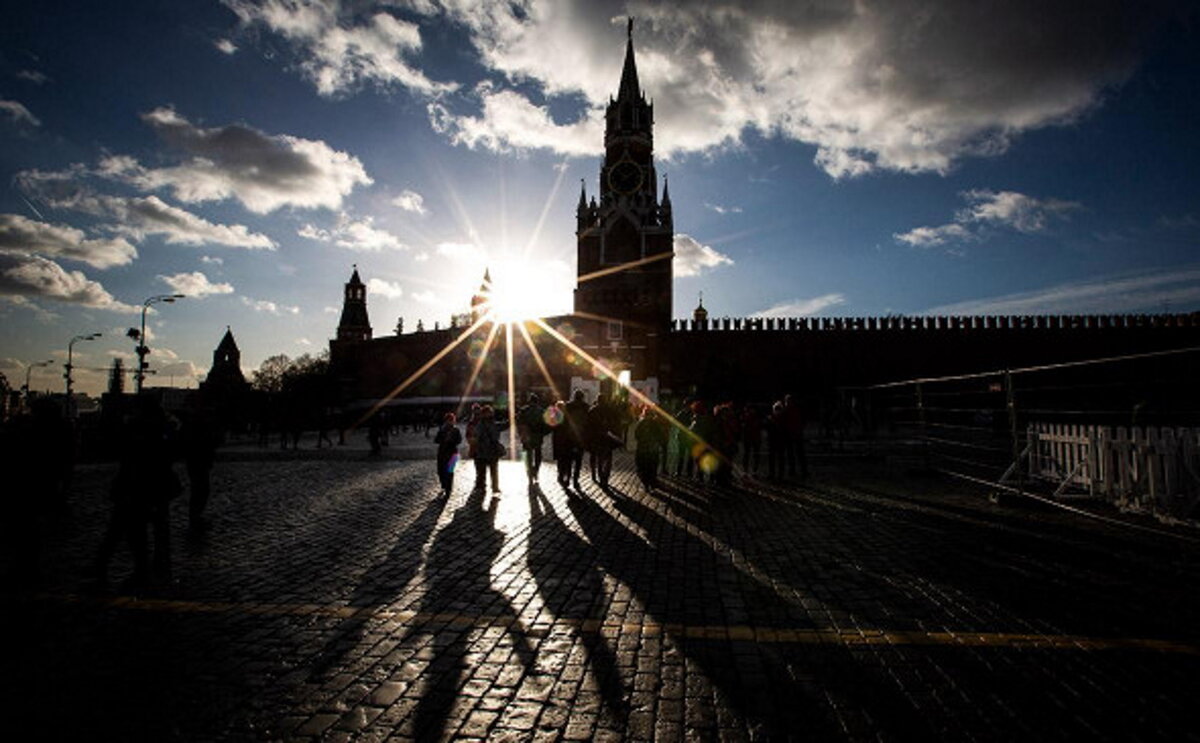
left=608, top=161, right=643, bottom=195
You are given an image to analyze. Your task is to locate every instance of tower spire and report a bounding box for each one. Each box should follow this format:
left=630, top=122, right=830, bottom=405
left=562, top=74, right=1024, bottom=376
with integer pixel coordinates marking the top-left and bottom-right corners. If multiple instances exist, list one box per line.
left=617, top=16, right=640, bottom=103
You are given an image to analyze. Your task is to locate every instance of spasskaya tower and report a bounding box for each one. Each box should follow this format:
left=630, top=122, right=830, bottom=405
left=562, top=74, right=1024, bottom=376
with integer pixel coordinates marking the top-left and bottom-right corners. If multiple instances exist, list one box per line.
left=574, top=19, right=674, bottom=341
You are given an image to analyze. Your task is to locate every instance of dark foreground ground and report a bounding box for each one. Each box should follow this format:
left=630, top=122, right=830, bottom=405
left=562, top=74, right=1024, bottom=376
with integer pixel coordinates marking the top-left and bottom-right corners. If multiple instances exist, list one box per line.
left=4, top=434, right=1199, bottom=742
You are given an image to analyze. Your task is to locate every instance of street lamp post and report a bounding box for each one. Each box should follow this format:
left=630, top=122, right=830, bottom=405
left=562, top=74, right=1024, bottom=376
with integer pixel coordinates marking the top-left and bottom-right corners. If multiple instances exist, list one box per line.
left=135, top=294, right=185, bottom=394
left=65, top=332, right=102, bottom=416
left=23, top=359, right=55, bottom=410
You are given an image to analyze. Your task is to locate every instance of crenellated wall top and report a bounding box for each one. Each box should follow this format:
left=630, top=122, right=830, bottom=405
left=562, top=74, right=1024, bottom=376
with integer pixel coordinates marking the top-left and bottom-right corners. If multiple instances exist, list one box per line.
left=669, top=313, right=1200, bottom=333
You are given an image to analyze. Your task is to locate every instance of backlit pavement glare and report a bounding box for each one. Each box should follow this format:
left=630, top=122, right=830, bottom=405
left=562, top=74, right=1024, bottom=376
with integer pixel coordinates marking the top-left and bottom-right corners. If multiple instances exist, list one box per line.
left=5, top=429, right=1199, bottom=742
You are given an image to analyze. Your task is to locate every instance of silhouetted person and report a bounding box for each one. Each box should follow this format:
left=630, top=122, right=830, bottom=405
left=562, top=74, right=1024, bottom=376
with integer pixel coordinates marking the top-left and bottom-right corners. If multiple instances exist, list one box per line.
left=517, top=392, right=547, bottom=485
left=713, top=402, right=739, bottom=486
left=766, top=400, right=786, bottom=480
left=180, top=394, right=219, bottom=532
left=95, top=395, right=181, bottom=592
left=472, top=405, right=505, bottom=493
left=564, top=390, right=589, bottom=487
left=634, top=405, right=667, bottom=492
left=433, top=412, right=462, bottom=498
left=367, top=412, right=384, bottom=456
left=550, top=400, right=574, bottom=488
left=690, top=401, right=717, bottom=482
left=784, top=393, right=808, bottom=478
left=316, top=406, right=334, bottom=448
left=586, top=396, right=621, bottom=488
left=741, top=404, right=762, bottom=476
left=670, top=399, right=694, bottom=477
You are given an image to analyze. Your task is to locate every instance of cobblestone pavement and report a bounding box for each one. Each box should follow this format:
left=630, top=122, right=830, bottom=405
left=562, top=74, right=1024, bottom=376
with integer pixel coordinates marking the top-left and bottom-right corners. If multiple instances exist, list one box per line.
left=5, top=433, right=1200, bottom=741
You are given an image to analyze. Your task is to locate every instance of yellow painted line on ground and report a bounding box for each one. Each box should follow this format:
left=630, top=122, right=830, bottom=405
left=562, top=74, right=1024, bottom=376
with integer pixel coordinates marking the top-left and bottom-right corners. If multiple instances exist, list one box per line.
left=14, top=591, right=1200, bottom=656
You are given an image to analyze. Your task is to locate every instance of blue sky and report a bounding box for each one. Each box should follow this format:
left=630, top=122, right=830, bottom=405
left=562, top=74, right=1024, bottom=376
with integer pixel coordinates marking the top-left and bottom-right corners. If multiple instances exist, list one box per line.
left=2, top=0, right=1198, bottom=395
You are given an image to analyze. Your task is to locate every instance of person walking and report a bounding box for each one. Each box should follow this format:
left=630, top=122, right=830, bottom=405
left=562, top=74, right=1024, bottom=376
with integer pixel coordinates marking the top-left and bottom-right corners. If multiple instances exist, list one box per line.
left=433, top=412, right=462, bottom=498
left=95, top=395, right=181, bottom=592
left=784, top=393, right=808, bottom=478
left=766, top=400, right=787, bottom=480
left=472, top=405, right=505, bottom=493
left=517, top=392, right=548, bottom=485
left=587, top=396, right=621, bottom=488
left=740, top=404, right=762, bottom=477
left=550, top=400, right=574, bottom=488
left=180, top=394, right=219, bottom=533
left=634, top=405, right=667, bottom=492
left=564, top=389, right=589, bottom=488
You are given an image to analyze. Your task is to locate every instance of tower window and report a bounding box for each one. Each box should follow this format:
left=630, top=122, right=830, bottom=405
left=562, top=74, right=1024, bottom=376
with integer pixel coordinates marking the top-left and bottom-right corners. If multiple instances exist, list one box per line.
left=607, top=321, right=623, bottom=340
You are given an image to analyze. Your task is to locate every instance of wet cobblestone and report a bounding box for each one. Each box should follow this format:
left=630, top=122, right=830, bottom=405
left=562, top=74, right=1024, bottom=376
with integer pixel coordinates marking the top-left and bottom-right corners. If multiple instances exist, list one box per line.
left=4, top=434, right=1200, bottom=741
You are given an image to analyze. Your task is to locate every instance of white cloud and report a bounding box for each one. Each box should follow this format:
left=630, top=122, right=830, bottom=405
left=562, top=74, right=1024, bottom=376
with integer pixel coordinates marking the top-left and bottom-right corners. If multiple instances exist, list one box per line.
left=751, top=293, right=846, bottom=317
left=957, top=190, right=1081, bottom=233
left=414, top=251, right=429, bottom=262
left=704, top=202, right=743, bottom=215
left=99, top=107, right=372, bottom=213
left=241, top=296, right=300, bottom=315
left=159, top=271, right=235, bottom=297
left=0, top=99, right=40, bottom=127
left=924, top=269, right=1200, bottom=316
left=673, top=233, right=733, bottom=277
left=298, top=214, right=406, bottom=251
left=224, top=0, right=456, bottom=96
left=296, top=337, right=312, bottom=346
left=0, top=254, right=139, bottom=311
left=391, top=188, right=427, bottom=215
left=17, top=170, right=277, bottom=250
left=436, top=241, right=485, bottom=262
left=201, top=255, right=224, bottom=265
left=112, top=195, right=276, bottom=249
left=323, top=305, right=339, bottom=314
left=0, top=213, right=137, bottom=269
left=428, top=85, right=602, bottom=157
left=215, top=38, right=238, bottom=54
left=367, top=277, right=403, bottom=298
left=896, top=189, right=1080, bottom=248
left=418, top=1, right=1155, bottom=176
left=412, top=289, right=435, bottom=304
left=894, top=223, right=973, bottom=248
left=16, top=70, right=49, bottom=85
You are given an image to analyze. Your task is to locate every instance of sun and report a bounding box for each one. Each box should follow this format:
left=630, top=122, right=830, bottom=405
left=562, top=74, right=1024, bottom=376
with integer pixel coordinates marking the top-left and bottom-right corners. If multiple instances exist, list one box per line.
left=481, top=257, right=566, bottom=323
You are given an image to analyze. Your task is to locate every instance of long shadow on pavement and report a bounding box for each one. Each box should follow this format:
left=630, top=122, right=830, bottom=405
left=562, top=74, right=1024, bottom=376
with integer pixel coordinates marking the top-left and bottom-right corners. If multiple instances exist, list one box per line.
left=409, top=486, right=536, bottom=740
left=527, top=485, right=629, bottom=725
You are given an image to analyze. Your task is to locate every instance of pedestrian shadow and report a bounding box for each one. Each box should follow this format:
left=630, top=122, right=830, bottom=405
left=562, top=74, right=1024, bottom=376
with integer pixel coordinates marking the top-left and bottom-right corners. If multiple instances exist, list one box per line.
left=565, top=485, right=932, bottom=739
left=305, top=493, right=447, bottom=682
left=527, top=500, right=629, bottom=724
left=411, top=485, right=536, bottom=740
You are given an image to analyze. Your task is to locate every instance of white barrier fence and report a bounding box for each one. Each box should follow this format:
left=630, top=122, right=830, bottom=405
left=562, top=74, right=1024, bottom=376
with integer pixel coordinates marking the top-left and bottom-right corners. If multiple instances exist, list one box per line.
left=1029, top=423, right=1200, bottom=520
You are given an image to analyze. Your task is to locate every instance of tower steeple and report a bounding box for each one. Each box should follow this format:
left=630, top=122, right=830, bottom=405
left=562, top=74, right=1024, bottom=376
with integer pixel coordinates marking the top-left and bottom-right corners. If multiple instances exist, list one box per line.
left=337, top=264, right=372, bottom=341
left=605, top=17, right=653, bottom=150
left=617, top=17, right=641, bottom=104
left=470, top=267, right=493, bottom=323
left=576, top=21, right=673, bottom=333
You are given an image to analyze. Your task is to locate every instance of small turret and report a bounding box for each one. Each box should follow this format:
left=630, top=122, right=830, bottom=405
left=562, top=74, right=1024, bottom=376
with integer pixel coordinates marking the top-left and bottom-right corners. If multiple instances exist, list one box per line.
left=693, top=293, right=708, bottom=327
left=660, top=174, right=673, bottom=229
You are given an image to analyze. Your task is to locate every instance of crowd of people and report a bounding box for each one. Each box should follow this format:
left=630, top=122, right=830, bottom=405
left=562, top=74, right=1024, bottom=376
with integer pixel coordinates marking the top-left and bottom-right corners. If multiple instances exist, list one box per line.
left=434, top=390, right=810, bottom=497
left=3, top=386, right=809, bottom=595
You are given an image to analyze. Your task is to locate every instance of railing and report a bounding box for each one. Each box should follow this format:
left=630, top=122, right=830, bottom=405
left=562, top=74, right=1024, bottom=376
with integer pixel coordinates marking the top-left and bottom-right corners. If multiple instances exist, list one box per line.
left=861, top=345, right=1200, bottom=524
left=1029, top=423, right=1200, bottom=519
left=671, top=312, right=1200, bottom=333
